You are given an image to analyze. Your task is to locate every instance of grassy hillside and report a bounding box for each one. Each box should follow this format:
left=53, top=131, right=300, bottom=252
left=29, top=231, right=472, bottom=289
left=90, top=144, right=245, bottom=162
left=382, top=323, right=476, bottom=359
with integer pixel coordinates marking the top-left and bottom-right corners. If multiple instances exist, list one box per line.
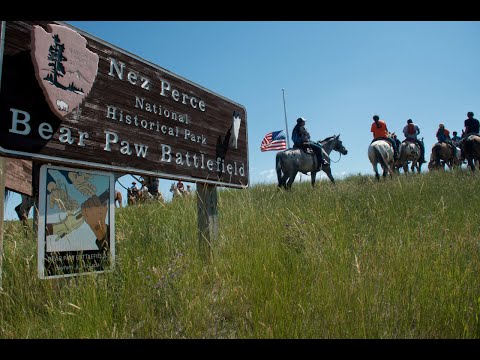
left=1, top=170, right=479, bottom=338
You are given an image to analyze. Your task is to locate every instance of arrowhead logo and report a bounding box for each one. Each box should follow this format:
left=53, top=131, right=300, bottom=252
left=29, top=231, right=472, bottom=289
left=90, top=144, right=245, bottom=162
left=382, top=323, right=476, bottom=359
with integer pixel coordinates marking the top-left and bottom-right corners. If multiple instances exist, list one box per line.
left=31, top=24, right=99, bottom=119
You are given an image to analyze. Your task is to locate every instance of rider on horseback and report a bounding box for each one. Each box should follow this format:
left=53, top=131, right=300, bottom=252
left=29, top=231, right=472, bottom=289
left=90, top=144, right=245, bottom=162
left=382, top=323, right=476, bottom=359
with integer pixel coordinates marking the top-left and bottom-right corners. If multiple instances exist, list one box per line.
left=370, top=115, right=398, bottom=161
left=436, top=123, right=457, bottom=159
left=292, top=117, right=328, bottom=170
left=462, top=111, right=479, bottom=138
left=402, top=119, right=426, bottom=164
left=459, top=111, right=479, bottom=161
left=451, top=131, right=461, bottom=146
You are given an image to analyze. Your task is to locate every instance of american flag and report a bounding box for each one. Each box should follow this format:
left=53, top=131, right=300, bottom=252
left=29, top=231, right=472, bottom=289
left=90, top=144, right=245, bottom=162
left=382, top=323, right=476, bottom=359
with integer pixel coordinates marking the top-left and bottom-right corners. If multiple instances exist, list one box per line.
left=260, top=130, right=287, bottom=152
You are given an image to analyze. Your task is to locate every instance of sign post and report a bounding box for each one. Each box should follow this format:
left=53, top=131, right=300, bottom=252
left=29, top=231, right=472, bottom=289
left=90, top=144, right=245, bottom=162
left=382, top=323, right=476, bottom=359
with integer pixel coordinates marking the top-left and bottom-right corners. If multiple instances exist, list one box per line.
left=196, top=183, right=218, bottom=259
left=0, top=21, right=249, bottom=270
left=0, top=157, right=5, bottom=289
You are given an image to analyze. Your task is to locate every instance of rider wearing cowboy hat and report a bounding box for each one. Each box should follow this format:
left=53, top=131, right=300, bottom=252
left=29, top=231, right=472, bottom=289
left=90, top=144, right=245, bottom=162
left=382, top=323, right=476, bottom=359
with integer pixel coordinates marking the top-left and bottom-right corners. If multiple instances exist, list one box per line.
left=291, top=117, right=328, bottom=170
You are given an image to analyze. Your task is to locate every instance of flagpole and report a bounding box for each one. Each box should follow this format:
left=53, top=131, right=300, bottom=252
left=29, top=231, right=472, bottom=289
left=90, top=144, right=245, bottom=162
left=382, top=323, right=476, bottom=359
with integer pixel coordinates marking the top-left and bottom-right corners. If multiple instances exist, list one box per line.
left=282, top=89, right=290, bottom=149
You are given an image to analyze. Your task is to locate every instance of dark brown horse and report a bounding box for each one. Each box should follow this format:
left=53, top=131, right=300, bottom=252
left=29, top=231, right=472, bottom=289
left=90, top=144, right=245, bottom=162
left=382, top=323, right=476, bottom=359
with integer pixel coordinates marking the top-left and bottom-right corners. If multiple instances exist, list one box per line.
left=428, top=142, right=461, bottom=171
left=461, top=135, right=480, bottom=172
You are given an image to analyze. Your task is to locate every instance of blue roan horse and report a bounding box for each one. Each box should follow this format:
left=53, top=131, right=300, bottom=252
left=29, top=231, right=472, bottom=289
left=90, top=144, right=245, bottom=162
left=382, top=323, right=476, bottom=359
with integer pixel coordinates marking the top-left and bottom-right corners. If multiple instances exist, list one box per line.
left=276, top=135, right=348, bottom=190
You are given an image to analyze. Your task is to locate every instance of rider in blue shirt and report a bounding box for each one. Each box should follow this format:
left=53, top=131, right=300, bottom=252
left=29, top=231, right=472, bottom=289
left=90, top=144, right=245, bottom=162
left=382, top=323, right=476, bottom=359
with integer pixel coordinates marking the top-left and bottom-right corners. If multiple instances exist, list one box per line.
left=292, top=117, right=328, bottom=171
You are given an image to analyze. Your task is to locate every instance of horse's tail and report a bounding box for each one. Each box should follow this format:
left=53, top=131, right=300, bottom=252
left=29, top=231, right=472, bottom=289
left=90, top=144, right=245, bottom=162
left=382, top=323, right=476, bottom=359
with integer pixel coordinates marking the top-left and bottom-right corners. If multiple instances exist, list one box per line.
left=373, top=145, right=389, bottom=171
left=434, top=143, right=442, bottom=165
left=276, top=152, right=283, bottom=185
left=464, top=137, right=474, bottom=157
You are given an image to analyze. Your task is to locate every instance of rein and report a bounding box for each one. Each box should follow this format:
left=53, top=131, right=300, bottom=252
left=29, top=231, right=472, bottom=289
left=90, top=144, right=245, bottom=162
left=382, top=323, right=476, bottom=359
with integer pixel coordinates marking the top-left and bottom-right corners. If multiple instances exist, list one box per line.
left=329, top=152, right=342, bottom=163
left=116, top=180, right=129, bottom=191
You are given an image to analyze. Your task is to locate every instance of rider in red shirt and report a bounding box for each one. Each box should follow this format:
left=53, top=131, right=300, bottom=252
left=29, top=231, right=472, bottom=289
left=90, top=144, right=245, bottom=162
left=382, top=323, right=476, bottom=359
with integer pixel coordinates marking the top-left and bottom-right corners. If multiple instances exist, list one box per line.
left=370, top=115, right=398, bottom=160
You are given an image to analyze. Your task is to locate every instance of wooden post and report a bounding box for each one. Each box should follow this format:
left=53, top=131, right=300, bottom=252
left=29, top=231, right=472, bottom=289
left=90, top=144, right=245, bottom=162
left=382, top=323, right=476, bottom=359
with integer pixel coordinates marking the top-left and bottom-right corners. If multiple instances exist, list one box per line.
left=1, top=22, right=6, bottom=289
left=31, top=162, right=41, bottom=232
left=0, top=157, right=6, bottom=290
left=196, top=183, right=218, bottom=260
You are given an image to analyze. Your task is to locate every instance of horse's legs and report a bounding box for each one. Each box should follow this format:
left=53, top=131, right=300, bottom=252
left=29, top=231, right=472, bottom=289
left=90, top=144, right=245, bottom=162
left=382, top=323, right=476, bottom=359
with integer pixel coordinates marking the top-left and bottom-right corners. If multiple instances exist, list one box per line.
left=278, top=173, right=288, bottom=189
left=373, top=164, right=380, bottom=181
left=310, top=172, right=316, bottom=187
left=468, top=158, right=475, bottom=172
left=383, top=163, right=391, bottom=178
left=322, top=166, right=335, bottom=184
left=286, top=171, right=297, bottom=190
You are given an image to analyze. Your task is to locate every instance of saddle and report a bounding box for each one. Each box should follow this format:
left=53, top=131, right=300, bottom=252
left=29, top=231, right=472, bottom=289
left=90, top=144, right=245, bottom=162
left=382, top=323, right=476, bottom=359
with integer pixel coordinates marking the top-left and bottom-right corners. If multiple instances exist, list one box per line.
left=465, top=134, right=480, bottom=141
left=293, top=144, right=314, bottom=154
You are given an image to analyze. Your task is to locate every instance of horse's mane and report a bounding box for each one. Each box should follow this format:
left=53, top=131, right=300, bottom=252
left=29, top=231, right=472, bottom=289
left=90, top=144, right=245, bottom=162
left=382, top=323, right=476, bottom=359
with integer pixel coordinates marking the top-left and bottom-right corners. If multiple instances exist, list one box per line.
left=319, top=135, right=336, bottom=143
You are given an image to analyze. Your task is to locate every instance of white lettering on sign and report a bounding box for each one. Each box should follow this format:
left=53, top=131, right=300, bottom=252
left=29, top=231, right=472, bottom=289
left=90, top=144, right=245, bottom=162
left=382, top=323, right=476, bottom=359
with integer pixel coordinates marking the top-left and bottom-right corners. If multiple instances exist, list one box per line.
left=107, top=57, right=207, bottom=112
left=6, top=108, right=246, bottom=179
left=108, top=58, right=151, bottom=90
left=159, top=79, right=206, bottom=112
left=158, top=143, right=245, bottom=177
left=105, top=105, right=206, bottom=145
left=134, top=97, right=190, bottom=124
left=103, top=130, right=148, bottom=158
left=9, top=108, right=90, bottom=147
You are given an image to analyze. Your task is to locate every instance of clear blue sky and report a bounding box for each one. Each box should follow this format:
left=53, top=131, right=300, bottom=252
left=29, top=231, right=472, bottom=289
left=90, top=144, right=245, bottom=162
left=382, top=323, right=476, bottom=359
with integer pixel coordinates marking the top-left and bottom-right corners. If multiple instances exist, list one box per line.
left=3, top=21, right=480, bottom=220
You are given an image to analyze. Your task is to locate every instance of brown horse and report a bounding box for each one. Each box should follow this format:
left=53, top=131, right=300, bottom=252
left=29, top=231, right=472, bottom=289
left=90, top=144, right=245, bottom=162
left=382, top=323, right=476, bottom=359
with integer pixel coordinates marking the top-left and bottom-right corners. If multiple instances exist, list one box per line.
left=115, top=190, right=123, bottom=208
left=428, top=142, right=460, bottom=171
left=460, top=135, right=480, bottom=172
left=127, top=188, right=137, bottom=206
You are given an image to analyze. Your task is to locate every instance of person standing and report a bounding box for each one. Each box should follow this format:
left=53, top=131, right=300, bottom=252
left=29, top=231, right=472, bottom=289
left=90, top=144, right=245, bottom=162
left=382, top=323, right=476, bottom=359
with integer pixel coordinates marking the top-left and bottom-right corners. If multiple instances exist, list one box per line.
left=370, top=115, right=398, bottom=160
left=402, top=119, right=426, bottom=163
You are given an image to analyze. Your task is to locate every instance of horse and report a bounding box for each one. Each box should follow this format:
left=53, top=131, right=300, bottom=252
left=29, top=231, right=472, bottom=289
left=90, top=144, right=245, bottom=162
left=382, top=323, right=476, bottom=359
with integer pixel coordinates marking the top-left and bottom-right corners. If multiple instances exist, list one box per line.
left=460, top=135, right=480, bottom=172
left=396, top=140, right=422, bottom=174
left=127, top=188, right=137, bottom=206
left=368, top=139, right=395, bottom=181
left=276, top=134, right=348, bottom=190
left=428, top=142, right=461, bottom=171
left=145, top=177, right=164, bottom=203
left=114, top=190, right=123, bottom=208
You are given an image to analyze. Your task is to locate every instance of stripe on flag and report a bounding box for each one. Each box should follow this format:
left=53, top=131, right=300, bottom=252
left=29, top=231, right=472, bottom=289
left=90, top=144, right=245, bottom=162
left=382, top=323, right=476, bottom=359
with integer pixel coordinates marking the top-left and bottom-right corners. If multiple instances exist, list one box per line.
left=260, top=130, right=287, bottom=152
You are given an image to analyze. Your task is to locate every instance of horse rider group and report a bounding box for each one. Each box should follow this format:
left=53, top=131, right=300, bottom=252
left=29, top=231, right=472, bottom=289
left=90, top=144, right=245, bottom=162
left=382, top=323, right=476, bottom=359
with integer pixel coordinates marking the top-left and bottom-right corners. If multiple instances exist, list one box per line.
left=369, top=111, right=479, bottom=164
left=129, top=178, right=164, bottom=203
left=370, top=115, right=425, bottom=164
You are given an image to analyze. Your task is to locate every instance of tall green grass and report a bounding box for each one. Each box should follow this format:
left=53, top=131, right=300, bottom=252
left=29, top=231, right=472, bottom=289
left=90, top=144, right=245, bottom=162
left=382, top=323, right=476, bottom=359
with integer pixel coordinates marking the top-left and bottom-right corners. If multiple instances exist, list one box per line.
left=1, top=170, right=479, bottom=338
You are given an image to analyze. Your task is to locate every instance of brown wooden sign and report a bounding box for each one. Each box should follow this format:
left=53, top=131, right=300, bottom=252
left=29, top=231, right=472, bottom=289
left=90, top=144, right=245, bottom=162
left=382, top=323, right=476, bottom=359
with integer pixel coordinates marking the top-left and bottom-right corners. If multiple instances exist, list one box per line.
left=5, top=158, right=32, bottom=196
left=0, top=21, right=248, bottom=188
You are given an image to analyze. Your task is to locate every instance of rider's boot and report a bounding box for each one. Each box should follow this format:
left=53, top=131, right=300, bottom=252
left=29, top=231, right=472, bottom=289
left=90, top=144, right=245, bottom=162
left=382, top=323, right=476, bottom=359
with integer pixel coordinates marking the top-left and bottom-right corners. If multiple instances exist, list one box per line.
left=317, top=156, right=328, bottom=171
left=419, top=151, right=426, bottom=164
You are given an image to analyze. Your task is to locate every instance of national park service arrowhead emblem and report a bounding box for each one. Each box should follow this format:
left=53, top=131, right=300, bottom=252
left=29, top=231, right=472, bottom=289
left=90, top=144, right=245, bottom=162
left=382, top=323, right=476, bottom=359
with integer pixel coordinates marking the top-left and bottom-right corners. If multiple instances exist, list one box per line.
left=31, top=24, right=99, bottom=119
